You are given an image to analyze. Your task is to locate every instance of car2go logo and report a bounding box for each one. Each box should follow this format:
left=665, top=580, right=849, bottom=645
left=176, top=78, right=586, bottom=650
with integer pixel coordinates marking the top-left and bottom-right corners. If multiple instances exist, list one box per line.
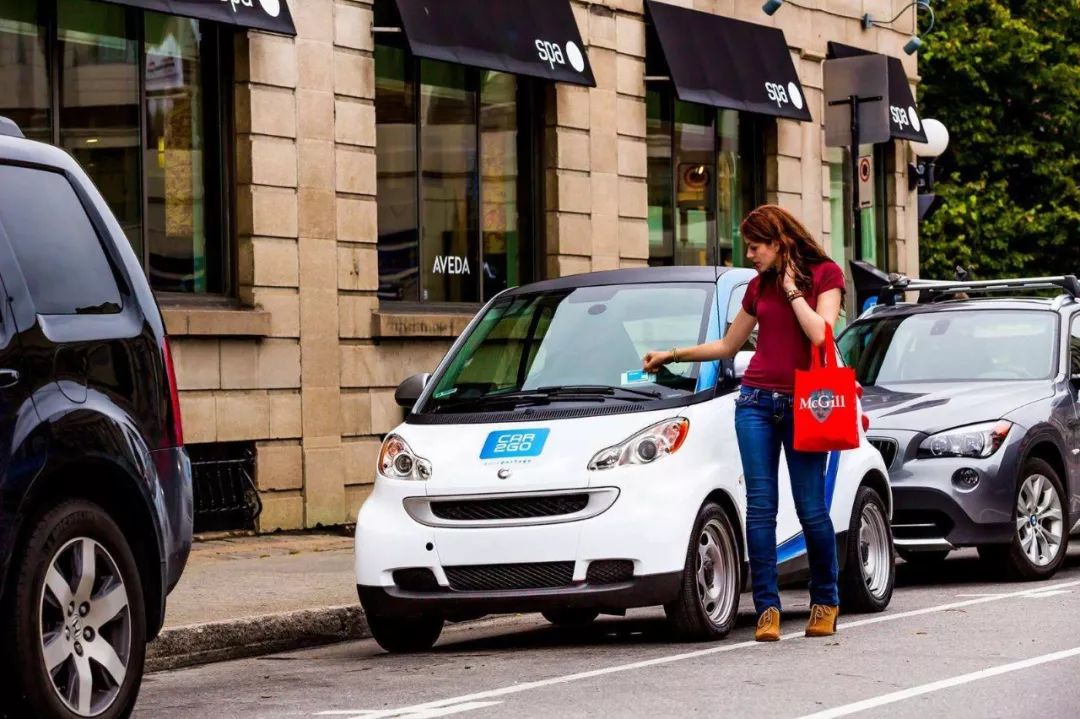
left=535, top=39, right=586, bottom=73
left=480, top=428, right=551, bottom=460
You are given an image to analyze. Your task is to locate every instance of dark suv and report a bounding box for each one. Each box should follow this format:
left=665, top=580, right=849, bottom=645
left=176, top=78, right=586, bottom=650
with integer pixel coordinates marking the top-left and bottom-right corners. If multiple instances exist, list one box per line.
left=839, top=275, right=1079, bottom=581
left=0, top=118, right=192, bottom=717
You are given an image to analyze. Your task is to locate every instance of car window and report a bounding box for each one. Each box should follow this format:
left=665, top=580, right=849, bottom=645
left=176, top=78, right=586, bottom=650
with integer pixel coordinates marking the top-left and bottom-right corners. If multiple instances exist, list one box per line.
left=423, top=282, right=716, bottom=411
left=839, top=310, right=1056, bottom=384
left=0, top=165, right=122, bottom=315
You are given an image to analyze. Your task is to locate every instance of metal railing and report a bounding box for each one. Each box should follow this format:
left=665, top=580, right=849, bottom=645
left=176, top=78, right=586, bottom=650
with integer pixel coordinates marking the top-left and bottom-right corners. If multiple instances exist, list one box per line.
left=189, top=443, right=262, bottom=534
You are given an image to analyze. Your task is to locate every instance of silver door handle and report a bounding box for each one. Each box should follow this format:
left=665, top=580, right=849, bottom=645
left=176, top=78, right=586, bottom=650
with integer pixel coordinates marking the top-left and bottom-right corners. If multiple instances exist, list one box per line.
left=0, top=369, right=19, bottom=388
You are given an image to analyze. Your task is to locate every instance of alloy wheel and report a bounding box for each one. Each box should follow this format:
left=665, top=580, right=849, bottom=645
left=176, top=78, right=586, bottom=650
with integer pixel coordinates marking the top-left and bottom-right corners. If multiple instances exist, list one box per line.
left=38, top=537, right=131, bottom=717
left=1016, top=474, right=1064, bottom=568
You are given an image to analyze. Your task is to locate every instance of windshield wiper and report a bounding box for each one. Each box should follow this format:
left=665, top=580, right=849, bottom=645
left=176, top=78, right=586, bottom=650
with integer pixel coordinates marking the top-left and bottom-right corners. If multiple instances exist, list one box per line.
left=534, top=385, right=663, bottom=401
left=430, top=384, right=661, bottom=413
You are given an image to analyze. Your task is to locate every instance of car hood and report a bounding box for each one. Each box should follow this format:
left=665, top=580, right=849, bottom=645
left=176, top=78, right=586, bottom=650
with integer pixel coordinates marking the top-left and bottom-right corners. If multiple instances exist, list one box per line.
left=861, top=380, right=1052, bottom=433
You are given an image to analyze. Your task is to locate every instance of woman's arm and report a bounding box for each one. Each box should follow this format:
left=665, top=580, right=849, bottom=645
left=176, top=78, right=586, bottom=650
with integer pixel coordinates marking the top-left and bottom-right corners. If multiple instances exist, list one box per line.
left=642, top=310, right=757, bottom=372
left=787, top=282, right=842, bottom=346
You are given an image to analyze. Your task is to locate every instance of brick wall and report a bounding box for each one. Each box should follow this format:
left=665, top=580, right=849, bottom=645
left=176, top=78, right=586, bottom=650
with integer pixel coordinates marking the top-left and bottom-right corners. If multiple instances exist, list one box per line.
left=169, top=0, right=923, bottom=532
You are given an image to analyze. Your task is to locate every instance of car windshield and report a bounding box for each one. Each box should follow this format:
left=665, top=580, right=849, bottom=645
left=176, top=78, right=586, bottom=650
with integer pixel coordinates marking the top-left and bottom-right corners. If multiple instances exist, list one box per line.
left=838, top=309, right=1057, bottom=385
left=420, top=282, right=719, bottom=413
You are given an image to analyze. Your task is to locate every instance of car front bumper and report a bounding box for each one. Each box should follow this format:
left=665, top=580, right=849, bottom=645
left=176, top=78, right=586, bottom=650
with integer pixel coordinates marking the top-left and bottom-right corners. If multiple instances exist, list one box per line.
left=869, top=429, right=1022, bottom=549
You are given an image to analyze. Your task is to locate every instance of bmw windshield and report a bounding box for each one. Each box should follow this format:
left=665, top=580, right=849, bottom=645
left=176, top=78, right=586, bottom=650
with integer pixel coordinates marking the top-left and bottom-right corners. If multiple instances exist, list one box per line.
left=839, top=309, right=1057, bottom=385
left=419, top=282, right=721, bottom=414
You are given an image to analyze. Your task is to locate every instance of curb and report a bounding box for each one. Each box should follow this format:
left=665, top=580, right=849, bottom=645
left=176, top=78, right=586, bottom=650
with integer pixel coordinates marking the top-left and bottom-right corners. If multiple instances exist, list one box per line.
left=146, top=605, right=369, bottom=672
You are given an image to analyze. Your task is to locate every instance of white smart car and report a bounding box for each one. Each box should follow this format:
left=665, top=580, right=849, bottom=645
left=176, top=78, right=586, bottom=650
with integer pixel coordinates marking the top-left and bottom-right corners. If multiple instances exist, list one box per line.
left=355, top=267, right=894, bottom=652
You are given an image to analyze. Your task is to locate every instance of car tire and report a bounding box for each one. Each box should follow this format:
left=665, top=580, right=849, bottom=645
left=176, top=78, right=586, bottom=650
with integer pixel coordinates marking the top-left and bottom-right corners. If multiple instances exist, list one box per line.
left=897, top=549, right=950, bottom=564
left=840, top=486, right=895, bottom=613
left=1, top=500, right=146, bottom=719
left=541, top=609, right=600, bottom=627
left=979, top=458, right=1069, bottom=581
left=664, top=502, right=740, bottom=641
left=366, top=613, right=443, bottom=653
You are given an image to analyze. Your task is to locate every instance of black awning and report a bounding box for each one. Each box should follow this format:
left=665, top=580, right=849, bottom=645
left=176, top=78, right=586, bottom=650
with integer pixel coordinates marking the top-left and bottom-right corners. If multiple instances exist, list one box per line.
left=386, top=0, right=594, bottom=86
left=102, top=0, right=296, bottom=35
left=644, top=0, right=811, bottom=121
left=827, top=43, right=926, bottom=142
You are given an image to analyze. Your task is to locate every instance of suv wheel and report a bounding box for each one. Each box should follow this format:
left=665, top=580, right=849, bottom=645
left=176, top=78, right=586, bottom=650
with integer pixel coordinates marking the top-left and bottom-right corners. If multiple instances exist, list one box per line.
left=366, top=613, right=443, bottom=653
left=3, top=500, right=146, bottom=718
left=840, top=486, right=895, bottom=613
left=979, top=458, right=1069, bottom=580
left=664, top=502, right=740, bottom=640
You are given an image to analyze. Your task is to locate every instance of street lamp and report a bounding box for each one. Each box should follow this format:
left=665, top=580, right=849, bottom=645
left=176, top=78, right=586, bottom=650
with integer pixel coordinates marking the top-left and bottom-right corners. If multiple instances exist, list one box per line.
left=909, top=119, right=949, bottom=224
left=913, top=118, right=950, bottom=159
left=862, top=0, right=935, bottom=55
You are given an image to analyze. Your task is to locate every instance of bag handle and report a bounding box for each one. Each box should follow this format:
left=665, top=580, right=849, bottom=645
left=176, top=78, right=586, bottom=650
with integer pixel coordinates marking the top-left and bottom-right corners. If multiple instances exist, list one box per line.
left=809, top=324, right=836, bottom=370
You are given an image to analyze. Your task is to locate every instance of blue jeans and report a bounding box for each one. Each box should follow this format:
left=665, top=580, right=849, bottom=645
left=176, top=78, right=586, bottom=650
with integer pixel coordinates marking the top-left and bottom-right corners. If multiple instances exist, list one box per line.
left=734, top=387, right=839, bottom=614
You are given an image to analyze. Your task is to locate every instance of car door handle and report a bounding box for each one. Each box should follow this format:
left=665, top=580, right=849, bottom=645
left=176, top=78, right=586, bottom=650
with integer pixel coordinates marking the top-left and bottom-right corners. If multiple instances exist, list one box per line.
left=0, top=369, right=19, bottom=388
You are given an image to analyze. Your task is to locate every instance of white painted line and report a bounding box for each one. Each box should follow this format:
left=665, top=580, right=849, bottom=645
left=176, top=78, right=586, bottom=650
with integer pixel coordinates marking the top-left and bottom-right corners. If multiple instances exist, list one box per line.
left=317, top=578, right=1080, bottom=718
left=315, top=702, right=500, bottom=719
left=795, top=645, right=1080, bottom=719
left=955, top=589, right=1074, bottom=599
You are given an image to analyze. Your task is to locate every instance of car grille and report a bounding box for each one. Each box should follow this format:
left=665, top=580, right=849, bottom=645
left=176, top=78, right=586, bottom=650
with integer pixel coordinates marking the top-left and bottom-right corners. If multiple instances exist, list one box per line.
left=444, top=562, right=575, bottom=591
left=430, top=494, right=590, bottom=522
left=868, top=437, right=899, bottom=468
left=586, top=560, right=634, bottom=585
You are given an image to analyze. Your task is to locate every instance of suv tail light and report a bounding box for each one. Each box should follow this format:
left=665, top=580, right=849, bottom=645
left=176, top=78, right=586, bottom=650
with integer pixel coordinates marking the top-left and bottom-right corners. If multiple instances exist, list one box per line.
left=162, top=337, right=184, bottom=448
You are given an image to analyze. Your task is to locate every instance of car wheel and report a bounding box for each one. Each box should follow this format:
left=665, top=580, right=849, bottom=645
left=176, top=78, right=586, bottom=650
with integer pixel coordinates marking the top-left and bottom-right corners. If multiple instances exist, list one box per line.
left=366, top=613, right=443, bottom=653
left=897, top=549, right=950, bottom=564
left=2, top=500, right=146, bottom=719
left=541, top=609, right=600, bottom=627
left=664, top=502, right=740, bottom=640
left=840, top=486, right=895, bottom=613
left=980, top=459, right=1069, bottom=581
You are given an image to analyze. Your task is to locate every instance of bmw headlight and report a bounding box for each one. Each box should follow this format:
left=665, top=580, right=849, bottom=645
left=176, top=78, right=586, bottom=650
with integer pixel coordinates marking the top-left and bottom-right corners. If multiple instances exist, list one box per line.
left=588, top=418, right=690, bottom=471
left=378, top=434, right=433, bottom=480
left=918, top=420, right=1012, bottom=459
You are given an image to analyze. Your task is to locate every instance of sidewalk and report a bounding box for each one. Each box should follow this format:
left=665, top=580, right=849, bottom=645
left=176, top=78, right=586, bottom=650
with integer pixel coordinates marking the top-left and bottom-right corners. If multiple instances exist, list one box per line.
left=147, top=531, right=365, bottom=671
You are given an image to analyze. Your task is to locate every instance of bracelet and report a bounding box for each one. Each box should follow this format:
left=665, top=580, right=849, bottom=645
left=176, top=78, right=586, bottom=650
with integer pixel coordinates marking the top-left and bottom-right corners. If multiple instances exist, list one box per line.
left=671, top=347, right=680, bottom=363
left=785, top=289, right=804, bottom=302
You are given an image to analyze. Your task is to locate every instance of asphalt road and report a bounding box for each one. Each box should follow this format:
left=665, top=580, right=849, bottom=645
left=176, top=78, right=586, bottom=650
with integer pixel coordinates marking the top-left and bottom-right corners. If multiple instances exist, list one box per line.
left=137, top=547, right=1080, bottom=719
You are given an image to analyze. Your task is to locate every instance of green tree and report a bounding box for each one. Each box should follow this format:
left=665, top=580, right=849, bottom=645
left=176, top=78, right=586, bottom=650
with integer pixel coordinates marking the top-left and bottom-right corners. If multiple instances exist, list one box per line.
left=918, top=1, right=1080, bottom=279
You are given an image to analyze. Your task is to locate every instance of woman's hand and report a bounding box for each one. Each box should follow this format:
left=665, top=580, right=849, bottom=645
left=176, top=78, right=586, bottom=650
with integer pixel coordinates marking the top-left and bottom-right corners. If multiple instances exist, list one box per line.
left=782, top=263, right=798, bottom=293
left=642, top=350, right=673, bottom=373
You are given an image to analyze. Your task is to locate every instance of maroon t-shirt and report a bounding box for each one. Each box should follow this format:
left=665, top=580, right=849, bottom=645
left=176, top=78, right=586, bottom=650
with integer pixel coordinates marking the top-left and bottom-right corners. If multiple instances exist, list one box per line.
left=740, top=260, right=846, bottom=395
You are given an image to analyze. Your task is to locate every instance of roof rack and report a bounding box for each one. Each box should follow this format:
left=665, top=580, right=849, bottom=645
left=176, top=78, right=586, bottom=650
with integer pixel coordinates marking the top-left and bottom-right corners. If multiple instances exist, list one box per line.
left=877, top=275, right=1080, bottom=306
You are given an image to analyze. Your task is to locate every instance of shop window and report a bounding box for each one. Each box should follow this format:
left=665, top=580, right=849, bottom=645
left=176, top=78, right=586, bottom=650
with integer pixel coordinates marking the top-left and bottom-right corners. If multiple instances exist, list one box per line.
left=0, top=0, right=232, bottom=295
left=646, top=87, right=766, bottom=268
left=376, top=43, right=539, bottom=306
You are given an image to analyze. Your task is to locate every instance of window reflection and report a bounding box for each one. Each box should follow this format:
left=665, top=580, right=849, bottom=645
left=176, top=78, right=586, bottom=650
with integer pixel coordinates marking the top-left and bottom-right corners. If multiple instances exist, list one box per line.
left=58, top=0, right=142, bottom=257
left=0, top=1, right=50, bottom=141
left=480, top=71, right=518, bottom=299
left=420, top=61, right=477, bottom=303
left=144, top=12, right=208, bottom=292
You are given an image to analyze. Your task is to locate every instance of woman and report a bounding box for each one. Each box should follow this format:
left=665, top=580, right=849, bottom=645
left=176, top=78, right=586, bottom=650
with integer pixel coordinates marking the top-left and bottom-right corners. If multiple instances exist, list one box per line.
left=643, top=205, right=845, bottom=642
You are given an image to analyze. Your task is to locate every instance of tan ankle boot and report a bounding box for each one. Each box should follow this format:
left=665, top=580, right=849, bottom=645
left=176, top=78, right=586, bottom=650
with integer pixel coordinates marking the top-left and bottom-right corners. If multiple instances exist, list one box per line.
left=805, top=604, right=839, bottom=637
left=755, top=607, right=781, bottom=642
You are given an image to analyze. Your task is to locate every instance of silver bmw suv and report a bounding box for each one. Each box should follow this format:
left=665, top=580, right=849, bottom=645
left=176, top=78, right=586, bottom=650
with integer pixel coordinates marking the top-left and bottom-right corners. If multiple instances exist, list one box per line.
left=838, top=276, right=1080, bottom=580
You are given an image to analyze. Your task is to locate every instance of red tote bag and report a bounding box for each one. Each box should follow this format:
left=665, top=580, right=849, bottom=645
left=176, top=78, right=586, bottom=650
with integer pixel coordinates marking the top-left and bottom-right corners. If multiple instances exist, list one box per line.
left=793, top=325, right=860, bottom=452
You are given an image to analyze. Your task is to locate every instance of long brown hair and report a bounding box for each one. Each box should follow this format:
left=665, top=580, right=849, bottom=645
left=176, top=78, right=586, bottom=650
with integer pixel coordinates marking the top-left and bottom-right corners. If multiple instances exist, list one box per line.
left=739, top=204, right=830, bottom=292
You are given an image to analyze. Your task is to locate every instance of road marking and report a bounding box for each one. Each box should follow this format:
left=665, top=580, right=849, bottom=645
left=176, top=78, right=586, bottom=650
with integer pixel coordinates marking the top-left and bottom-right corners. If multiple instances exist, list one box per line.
left=794, top=645, right=1080, bottom=719
left=315, top=702, right=500, bottom=719
left=955, top=589, right=1073, bottom=599
left=316, top=578, right=1080, bottom=718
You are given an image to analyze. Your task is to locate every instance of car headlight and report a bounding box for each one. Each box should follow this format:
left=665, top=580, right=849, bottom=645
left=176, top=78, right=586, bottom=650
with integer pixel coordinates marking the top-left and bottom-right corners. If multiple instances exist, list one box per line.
left=378, top=434, right=433, bottom=480
left=587, top=418, right=689, bottom=471
left=918, top=420, right=1012, bottom=459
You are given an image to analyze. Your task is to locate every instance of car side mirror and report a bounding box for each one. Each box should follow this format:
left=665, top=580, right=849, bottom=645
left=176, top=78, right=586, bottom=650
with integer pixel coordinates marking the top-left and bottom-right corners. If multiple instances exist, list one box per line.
left=395, top=373, right=430, bottom=408
left=733, top=351, right=754, bottom=380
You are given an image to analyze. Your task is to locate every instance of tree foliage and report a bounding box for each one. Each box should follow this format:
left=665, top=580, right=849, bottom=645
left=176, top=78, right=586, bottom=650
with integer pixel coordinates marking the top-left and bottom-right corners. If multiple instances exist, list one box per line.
left=918, top=1, right=1080, bottom=279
